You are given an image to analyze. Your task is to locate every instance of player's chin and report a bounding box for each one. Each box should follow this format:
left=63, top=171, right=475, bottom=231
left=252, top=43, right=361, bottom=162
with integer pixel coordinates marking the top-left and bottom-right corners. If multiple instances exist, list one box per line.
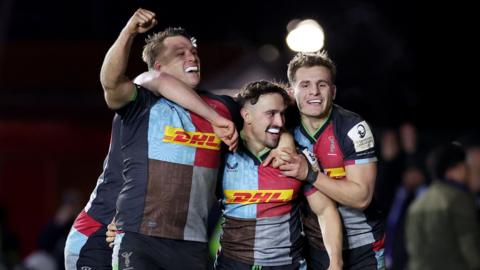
left=265, top=137, right=280, bottom=149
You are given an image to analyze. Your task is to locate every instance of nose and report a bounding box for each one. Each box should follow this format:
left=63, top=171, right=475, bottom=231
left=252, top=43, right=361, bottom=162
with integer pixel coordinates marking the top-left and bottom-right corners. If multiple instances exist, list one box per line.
left=185, top=50, right=196, bottom=63
left=273, top=113, right=285, bottom=128
left=309, top=84, right=320, bottom=96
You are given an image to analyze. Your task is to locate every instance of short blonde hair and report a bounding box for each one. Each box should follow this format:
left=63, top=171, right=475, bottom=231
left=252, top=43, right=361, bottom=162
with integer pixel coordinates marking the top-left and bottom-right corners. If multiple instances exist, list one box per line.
left=142, top=27, right=195, bottom=70
left=287, top=51, right=336, bottom=84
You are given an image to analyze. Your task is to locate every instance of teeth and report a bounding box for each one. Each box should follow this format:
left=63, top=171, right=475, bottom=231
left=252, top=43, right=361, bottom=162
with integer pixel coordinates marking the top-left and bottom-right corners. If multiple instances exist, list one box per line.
left=185, top=66, right=198, bottom=73
left=267, top=127, right=280, bottom=134
left=307, top=99, right=321, bottom=104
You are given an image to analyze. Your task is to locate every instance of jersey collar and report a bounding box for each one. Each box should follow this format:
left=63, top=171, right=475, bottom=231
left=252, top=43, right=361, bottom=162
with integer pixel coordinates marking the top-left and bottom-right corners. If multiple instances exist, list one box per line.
left=300, top=106, right=333, bottom=143
left=239, top=130, right=271, bottom=165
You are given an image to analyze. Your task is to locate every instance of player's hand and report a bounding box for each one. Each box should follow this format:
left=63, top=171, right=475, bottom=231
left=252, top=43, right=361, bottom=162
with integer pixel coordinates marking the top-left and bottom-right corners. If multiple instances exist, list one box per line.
left=124, top=8, right=157, bottom=35
left=106, top=222, right=118, bottom=248
left=211, top=116, right=238, bottom=152
left=263, top=147, right=294, bottom=168
left=277, top=149, right=309, bottom=181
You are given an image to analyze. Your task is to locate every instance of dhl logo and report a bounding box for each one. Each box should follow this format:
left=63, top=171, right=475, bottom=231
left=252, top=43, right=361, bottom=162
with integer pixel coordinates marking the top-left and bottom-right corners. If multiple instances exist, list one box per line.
left=224, top=189, right=293, bottom=204
left=163, top=126, right=221, bottom=150
left=324, top=167, right=346, bottom=178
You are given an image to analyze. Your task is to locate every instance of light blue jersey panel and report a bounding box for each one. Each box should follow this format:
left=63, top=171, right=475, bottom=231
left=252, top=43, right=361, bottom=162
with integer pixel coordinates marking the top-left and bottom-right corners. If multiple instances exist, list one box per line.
left=223, top=152, right=259, bottom=219
left=148, top=99, right=196, bottom=165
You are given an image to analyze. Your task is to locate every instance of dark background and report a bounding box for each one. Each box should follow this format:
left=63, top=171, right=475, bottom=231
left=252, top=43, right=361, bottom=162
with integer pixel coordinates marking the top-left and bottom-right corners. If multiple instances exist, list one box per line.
left=0, top=0, right=476, bottom=259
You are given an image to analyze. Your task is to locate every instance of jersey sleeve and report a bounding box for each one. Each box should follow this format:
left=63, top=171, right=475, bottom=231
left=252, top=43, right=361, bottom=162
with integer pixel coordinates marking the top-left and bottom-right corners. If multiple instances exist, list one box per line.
left=115, top=84, right=158, bottom=123
left=219, top=95, right=242, bottom=127
left=340, top=118, right=377, bottom=165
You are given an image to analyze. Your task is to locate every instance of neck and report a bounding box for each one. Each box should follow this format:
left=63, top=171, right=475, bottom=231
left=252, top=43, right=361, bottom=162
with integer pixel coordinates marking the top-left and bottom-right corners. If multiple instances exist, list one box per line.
left=241, top=129, right=266, bottom=157
left=301, top=113, right=329, bottom=135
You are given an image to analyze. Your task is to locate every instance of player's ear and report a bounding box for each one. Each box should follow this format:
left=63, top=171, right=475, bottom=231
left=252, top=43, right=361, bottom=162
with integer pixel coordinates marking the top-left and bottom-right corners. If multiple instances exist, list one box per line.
left=240, top=107, right=252, bottom=124
left=154, top=60, right=162, bottom=71
left=331, top=85, right=337, bottom=100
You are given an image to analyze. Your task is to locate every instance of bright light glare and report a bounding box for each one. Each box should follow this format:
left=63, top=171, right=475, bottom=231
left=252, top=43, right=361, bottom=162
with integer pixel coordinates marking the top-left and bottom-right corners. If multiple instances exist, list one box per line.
left=286, top=19, right=325, bottom=52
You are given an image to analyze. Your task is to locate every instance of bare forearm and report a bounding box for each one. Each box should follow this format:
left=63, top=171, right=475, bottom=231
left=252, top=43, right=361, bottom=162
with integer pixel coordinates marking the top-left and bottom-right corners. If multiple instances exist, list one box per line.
left=137, top=71, right=219, bottom=122
left=277, top=132, right=296, bottom=152
left=158, top=79, right=217, bottom=122
left=318, top=206, right=343, bottom=269
left=307, top=192, right=343, bottom=269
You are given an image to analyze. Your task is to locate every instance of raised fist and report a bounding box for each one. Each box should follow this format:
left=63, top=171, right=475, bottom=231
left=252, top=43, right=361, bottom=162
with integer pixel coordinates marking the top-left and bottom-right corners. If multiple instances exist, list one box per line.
left=124, top=8, right=157, bottom=34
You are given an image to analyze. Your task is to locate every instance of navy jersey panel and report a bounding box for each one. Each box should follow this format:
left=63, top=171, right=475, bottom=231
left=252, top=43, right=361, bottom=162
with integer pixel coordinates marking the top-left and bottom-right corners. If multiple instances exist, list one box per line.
left=115, top=87, right=154, bottom=234
left=84, top=114, right=124, bottom=225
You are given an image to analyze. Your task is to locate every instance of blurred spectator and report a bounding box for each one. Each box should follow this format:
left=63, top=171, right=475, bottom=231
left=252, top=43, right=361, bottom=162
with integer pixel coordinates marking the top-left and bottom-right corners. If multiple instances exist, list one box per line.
left=459, top=132, right=480, bottom=216
left=399, top=122, right=426, bottom=169
left=385, top=166, right=426, bottom=269
left=376, top=128, right=404, bottom=214
left=406, top=143, right=480, bottom=270
left=23, top=190, right=82, bottom=270
left=467, top=146, right=480, bottom=214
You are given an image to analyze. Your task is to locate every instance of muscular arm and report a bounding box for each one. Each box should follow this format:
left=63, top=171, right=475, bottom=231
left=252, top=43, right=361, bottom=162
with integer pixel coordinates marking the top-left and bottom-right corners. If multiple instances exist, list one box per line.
left=135, top=71, right=238, bottom=150
left=134, top=71, right=220, bottom=123
left=100, top=8, right=157, bottom=109
left=279, top=154, right=377, bottom=209
left=313, top=162, right=377, bottom=209
left=307, top=191, right=343, bottom=269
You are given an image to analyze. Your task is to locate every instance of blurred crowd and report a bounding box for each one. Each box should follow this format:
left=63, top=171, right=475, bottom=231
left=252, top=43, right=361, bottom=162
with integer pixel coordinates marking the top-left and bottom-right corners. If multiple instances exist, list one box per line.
left=376, top=123, right=480, bottom=269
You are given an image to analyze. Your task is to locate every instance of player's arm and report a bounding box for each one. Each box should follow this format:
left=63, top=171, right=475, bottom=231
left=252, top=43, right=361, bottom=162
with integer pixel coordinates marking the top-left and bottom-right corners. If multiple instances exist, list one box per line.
left=100, top=8, right=157, bottom=109
left=311, top=163, right=376, bottom=209
left=280, top=154, right=376, bottom=210
left=262, top=132, right=296, bottom=168
left=135, top=71, right=238, bottom=150
left=281, top=119, right=377, bottom=209
left=277, top=150, right=345, bottom=268
left=307, top=191, right=343, bottom=270
left=277, top=149, right=376, bottom=209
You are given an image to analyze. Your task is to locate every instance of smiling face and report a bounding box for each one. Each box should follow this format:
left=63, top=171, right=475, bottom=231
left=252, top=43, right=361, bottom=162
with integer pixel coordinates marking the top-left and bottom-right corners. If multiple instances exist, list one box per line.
left=242, top=93, right=287, bottom=153
left=291, top=65, right=336, bottom=121
left=155, top=35, right=200, bottom=88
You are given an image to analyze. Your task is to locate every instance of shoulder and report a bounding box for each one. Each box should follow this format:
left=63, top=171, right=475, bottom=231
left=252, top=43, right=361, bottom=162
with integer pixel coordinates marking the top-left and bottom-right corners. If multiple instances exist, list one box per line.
left=331, top=105, right=367, bottom=131
left=332, top=105, right=375, bottom=151
left=201, top=91, right=237, bottom=108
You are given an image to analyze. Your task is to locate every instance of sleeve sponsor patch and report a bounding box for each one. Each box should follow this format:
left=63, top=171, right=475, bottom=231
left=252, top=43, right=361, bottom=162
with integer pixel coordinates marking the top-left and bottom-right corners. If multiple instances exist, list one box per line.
left=347, top=121, right=375, bottom=153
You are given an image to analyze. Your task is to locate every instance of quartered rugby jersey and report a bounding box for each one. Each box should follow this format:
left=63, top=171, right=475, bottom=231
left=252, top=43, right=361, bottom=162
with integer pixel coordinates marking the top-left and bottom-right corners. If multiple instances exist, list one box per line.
left=72, top=114, right=124, bottom=234
left=115, top=86, right=237, bottom=243
left=293, top=104, right=384, bottom=250
left=220, top=143, right=303, bottom=266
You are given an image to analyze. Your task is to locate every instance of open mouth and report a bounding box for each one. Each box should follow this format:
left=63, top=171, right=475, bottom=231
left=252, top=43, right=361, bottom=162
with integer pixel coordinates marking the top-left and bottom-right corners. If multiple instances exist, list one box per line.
left=185, top=66, right=199, bottom=73
left=307, top=99, right=322, bottom=104
left=266, top=127, right=281, bottom=134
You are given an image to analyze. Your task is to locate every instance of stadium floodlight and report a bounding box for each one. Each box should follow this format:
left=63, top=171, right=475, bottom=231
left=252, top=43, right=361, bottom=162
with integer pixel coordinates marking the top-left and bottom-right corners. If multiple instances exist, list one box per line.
left=286, top=19, right=325, bottom=52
